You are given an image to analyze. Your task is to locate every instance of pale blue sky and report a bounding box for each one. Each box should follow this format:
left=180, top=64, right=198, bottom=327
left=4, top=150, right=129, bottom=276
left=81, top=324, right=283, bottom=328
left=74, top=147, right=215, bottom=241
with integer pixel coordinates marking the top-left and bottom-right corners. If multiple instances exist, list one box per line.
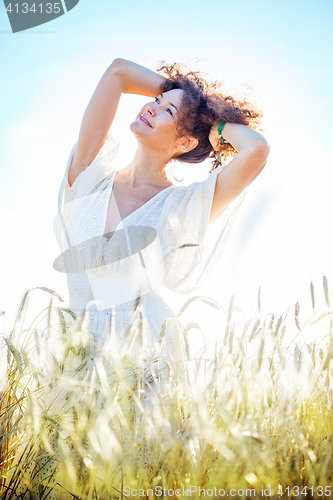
left=0, top=0, right=332, bottom=337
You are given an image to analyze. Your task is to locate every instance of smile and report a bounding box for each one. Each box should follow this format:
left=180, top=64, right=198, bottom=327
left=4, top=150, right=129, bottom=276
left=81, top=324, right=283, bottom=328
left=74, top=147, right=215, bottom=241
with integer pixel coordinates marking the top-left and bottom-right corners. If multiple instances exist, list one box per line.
left=139, top=114, right=152, bottom=128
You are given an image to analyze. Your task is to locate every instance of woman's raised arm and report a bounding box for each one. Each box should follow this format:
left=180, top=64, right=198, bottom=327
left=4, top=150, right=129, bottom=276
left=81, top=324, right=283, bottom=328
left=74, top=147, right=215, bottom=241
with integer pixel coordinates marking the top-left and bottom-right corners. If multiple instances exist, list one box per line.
left=68, top=59, right=166, bottom=186
left=208, top=123, right=270, bottom=224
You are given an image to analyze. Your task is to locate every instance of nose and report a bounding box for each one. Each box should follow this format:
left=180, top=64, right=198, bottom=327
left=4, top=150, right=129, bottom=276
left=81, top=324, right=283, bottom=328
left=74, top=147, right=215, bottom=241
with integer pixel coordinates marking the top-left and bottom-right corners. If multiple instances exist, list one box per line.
left=146, top=103, right=156, bottom=116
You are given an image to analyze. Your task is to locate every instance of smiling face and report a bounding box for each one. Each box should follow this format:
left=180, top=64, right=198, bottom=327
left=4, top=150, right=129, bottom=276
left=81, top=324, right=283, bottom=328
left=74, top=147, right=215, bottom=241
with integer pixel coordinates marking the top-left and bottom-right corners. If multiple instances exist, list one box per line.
left=130, top=89, right=189, bottom=157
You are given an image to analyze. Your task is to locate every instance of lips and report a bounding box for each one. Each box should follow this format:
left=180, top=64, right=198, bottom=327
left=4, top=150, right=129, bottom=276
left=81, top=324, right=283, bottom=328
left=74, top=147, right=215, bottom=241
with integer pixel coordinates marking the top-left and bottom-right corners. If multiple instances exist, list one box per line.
left=139, top=114, right=153, bottom=128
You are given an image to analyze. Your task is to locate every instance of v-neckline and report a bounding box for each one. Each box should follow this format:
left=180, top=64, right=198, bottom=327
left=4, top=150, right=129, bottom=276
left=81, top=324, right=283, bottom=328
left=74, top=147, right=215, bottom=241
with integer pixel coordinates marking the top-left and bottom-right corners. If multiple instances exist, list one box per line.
left=102, top=170, right=174, bottom=242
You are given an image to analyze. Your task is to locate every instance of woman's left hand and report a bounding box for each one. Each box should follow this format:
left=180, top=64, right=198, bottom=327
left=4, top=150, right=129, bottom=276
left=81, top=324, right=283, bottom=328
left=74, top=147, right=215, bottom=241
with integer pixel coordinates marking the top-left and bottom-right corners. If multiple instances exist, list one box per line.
left=208, top=123, right=222, bottom=152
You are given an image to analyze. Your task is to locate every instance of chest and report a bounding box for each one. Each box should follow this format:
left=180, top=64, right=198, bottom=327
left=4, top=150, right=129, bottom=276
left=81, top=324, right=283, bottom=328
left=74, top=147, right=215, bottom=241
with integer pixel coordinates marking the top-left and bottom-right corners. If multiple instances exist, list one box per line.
left=103, top=174, right=164, bottom=236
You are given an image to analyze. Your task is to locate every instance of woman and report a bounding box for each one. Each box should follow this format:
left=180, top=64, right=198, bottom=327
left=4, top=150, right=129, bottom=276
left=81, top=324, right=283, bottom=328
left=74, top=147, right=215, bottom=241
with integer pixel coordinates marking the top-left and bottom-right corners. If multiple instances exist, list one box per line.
left=53, top=58, right=269, bottom=373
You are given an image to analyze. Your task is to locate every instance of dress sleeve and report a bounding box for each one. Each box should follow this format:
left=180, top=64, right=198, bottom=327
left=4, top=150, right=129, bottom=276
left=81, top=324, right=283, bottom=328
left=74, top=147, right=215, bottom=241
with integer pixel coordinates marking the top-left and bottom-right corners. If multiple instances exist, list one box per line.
left=62, top=131, right=119, bottom=203
left=161, top=165, right=247, bottom=294
left=53, top=132, right=119, bottom=252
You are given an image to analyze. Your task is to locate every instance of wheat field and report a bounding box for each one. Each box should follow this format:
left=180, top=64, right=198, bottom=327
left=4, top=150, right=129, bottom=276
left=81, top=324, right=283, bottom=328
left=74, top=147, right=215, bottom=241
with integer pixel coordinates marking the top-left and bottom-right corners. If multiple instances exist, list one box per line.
left=1, top=278, right=333, bottom=499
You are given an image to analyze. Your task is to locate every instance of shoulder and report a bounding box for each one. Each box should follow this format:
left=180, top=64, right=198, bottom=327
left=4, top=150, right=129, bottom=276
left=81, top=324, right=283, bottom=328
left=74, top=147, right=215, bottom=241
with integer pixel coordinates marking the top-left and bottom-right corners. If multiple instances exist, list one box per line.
left=67, top=132, right=120, bottom=190
left=168, top=166, right=224, bottom=202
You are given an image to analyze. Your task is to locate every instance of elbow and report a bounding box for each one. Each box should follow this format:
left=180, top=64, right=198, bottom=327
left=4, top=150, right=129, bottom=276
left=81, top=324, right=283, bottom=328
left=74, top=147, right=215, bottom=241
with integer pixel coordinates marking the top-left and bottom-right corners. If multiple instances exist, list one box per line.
left=109, top=58, right=124, bottom=72
left=252, top=137, right=270, bottom=165
left=107, top=58, right=128, bottom=91
left=108, top=58, right=128, bottom=77
left=258, top=137, right=270, bottom=157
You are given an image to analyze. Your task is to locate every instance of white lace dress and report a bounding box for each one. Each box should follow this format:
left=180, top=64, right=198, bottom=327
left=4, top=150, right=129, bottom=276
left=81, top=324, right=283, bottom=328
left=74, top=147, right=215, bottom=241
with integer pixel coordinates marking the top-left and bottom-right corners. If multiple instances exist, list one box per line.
left=17, top=131, right=249, bottom=499
left=53, top=131, right=246, bottom=368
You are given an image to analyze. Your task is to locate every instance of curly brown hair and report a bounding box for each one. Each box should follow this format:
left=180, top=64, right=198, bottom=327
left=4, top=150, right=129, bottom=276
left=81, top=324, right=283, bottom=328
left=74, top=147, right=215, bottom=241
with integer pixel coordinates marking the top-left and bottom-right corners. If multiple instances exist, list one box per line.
left=157, top=62, right=264, bottom=171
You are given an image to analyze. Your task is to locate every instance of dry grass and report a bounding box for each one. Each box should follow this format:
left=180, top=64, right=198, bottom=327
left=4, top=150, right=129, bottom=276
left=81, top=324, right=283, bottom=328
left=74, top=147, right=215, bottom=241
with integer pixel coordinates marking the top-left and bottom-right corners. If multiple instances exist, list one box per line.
left=1, top=278, right=333, bottom=499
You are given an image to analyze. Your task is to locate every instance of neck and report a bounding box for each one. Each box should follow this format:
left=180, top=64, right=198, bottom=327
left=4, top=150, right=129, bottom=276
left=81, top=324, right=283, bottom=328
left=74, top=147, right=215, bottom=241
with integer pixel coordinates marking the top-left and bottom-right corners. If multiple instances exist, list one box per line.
left=123, top=143, right=173, bottom=189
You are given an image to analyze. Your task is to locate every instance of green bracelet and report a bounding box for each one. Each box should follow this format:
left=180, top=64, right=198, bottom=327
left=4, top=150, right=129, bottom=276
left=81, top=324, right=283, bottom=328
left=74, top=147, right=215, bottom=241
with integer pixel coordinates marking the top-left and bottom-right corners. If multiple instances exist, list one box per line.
left=218, top=119, right=227, bottom=145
